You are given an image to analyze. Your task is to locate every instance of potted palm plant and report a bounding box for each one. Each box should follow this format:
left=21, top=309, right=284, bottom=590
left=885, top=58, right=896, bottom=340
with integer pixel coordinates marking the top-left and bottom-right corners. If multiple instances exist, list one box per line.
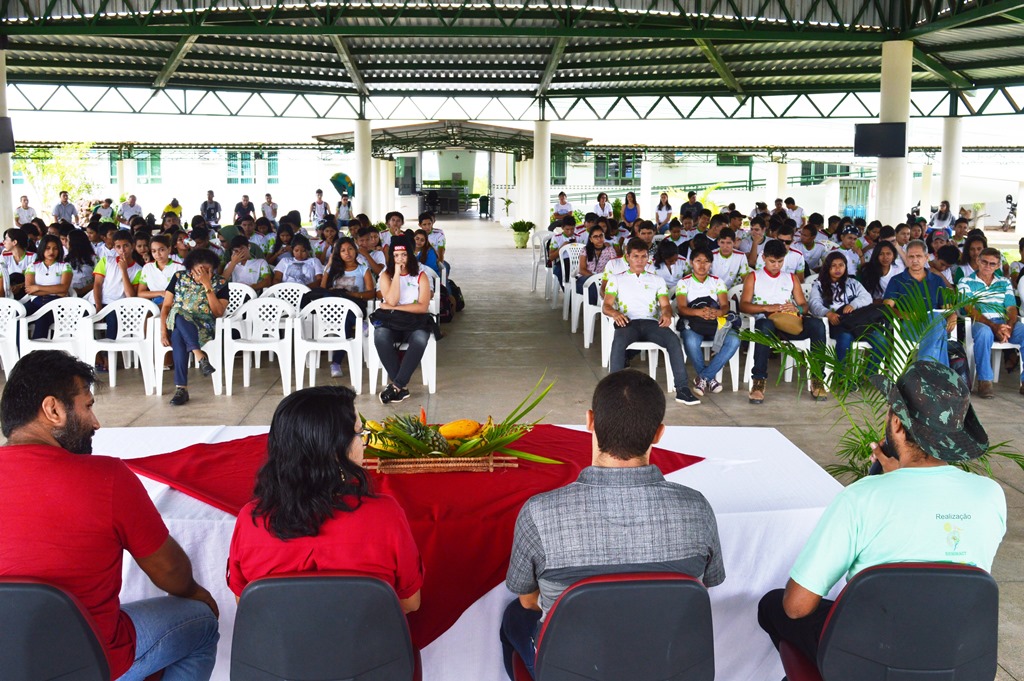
left=509, top=220, right=534, bottom=248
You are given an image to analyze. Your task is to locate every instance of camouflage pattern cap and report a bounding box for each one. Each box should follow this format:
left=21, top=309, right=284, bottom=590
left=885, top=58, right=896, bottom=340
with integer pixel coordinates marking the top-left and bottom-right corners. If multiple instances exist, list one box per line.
left=868, top=360, right=988, bottom=462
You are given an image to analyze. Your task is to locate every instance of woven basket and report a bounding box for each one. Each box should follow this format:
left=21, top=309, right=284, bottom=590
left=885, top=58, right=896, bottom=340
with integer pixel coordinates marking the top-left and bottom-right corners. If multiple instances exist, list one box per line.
left=364, top=454, right=519, bottom=474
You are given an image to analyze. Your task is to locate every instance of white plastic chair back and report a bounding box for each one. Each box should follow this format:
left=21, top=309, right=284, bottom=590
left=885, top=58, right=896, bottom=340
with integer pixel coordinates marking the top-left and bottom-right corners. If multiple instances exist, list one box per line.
left=419, top=266, right=442, bottom=315
left=0, top=298, right=25, bottom=378
left=81, top=298, right=161, bottom=392
left=224, top=298, right=294, bottom=396
left=262, top=283, right=310, bottom=312
left=110, top=298, right=155, bottom=341
left=238, top=298, right=293, bottom=341
left=294, top=297, right=364, bottom=393
left=227, top=283, right=258, bottom=318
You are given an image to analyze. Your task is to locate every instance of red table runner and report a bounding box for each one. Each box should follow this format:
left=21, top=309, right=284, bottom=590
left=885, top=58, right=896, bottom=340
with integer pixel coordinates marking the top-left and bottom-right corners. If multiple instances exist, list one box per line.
left=125, top=424, right=702, bottom=648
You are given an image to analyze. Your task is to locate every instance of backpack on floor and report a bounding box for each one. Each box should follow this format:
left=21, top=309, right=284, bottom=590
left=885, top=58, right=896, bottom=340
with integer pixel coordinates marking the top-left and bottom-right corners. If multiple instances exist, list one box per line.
left=947, top=340, right=972, bottom=391
left=439, top=291, right=455, bottom=323
left=448, top=280, right=465, bottom=312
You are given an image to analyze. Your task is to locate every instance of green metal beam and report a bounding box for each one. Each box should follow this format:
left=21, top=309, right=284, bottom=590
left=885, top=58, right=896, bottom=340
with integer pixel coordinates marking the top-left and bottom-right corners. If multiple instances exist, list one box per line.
left=537, top=37, right=567, bottom=96
left=999, top=7, right=1024, bottom=21
left=326, top=34, right=367, bottom=96
left=152, top=35, right=197, bottom=89
left=901, top=0, right=1024, bottom=37
left=694, top=38, right=744, bottom=94
left=912, top=46, right=973, bottom=89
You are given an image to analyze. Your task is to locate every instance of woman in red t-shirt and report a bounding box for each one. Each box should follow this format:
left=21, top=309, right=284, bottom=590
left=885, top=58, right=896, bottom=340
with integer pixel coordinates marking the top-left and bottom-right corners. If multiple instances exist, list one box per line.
left=227, top=386, right=423, bottom=612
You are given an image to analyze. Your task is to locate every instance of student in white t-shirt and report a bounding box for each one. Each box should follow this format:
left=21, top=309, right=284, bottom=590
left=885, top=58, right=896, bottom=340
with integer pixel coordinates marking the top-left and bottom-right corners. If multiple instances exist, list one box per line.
left=784, top=197, right=806, bottom=227
left=273, top=235, right=323, bottom=287
left=65, top=229, right=96, bottom=298
left=711, top=228, right=751, bottom=290
left=138, top=235, right=186, bottom=306
left=88, top=230, right=143, bottom=367
left=552, top=192, right=574, bottom=223
left=592, top=192, right=613, bottom=219
left=654, top=193, right=673, bottom=232
left=221, top=234, right=273, bottom=292
left=22, top=235, right=73, bottom=339
left=15, top=196, right=37, bottom=227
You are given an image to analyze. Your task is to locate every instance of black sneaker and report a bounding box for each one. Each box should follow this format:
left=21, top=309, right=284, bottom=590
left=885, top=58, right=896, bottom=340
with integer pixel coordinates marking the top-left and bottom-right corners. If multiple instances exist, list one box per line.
left=379, top=384, right=398, bottom=405
left=675, top=387, right=700, bottom=406
left=198, top=356, right=216, bottom=377
left=391, top=387, right=411, bottom=403
left=169, top=387, right=189, bottom=406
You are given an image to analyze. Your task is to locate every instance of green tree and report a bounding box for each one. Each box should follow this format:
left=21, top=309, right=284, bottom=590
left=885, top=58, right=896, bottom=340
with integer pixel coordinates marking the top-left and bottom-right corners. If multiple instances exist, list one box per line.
left=13, top=143, right=99, bottom=217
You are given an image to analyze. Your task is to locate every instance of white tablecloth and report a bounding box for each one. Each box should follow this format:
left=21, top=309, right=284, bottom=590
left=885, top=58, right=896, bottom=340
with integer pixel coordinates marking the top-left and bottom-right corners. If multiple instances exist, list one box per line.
left=105, top=425, right=842, bottom=681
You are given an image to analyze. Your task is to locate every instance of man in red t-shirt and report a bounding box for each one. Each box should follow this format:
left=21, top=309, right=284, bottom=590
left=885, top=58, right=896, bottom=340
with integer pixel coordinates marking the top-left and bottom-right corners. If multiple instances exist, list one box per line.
left=0, top=350, right=220, bottom=680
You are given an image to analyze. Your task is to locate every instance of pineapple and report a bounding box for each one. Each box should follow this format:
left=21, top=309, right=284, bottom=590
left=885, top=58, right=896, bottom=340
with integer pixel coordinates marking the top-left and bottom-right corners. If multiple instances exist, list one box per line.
left=383, top=414, right=451, bottom=455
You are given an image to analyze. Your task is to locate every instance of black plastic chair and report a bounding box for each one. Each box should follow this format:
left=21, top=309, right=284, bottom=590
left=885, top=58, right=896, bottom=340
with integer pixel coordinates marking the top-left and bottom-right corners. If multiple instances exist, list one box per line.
left=781, top=562, right=999, bottom=681
left=0, top=578, right=110, bottom=681
left=515, top=572, right=715, bottom=681
left=231, top=572, right=417, bottom=681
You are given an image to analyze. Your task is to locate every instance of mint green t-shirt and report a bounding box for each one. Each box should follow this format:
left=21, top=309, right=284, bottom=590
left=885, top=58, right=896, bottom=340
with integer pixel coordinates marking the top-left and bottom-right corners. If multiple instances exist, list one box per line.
left=790, top=466, right=1006, bottom=597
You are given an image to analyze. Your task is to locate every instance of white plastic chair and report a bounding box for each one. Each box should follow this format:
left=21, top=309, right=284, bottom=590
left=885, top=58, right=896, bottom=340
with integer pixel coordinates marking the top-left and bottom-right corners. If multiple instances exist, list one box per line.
left=742, top=313, right=823, bottom=391
left=366, top=325, right=437, bottom=394
left=153, top=316, right=225, bottom=397
left=261, top=282, right=309, bottom=310
left=80, top=298, right=161, bottom=392
left=294, top=297, right=363, bottom=393
left=964, top=317, right=1023, bottom=384
left=579, top=274, right=604, bottom=349
left=600, top=313, right=677, bottom=393
left=227, top=283, right=258, bottom=317
left=18, top=297, right=93, bottom=360
left=531, top=230, right=550, bottom=294
left=418, top=266, right=443, bottom=315
left=223, top=297, right=294, bottom=396
left=0, top=298, right=25, bottom=378
left=554, top=243, right=585, bottom=316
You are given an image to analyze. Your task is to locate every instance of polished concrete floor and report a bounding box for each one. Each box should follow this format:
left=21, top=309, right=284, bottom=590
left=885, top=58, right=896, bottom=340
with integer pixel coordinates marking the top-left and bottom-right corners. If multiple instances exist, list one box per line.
left=63, top=216, right=1024, bottom=679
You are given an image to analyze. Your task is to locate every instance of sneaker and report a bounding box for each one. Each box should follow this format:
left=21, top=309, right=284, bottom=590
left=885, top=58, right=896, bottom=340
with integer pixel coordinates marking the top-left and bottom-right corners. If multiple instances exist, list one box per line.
left=330, top=362, right=343, bottom=378
left=811, top=379, right=828, bottom=402
left=379, top=384, right=398, bottom=405
left=707, top=377, right=723, bottom=394
left=198, top=356, right=216, bottom=377
left=391, top=387, right=411, bottom=404
left=169, top=387, right=189, bottom=406
left=977, top=380, right=994, bottom=399
left=675, top=387, right=700, bottom=406
left=749, top=379, right=766, bottom=404
left=691, top=376, right=707, bottom=397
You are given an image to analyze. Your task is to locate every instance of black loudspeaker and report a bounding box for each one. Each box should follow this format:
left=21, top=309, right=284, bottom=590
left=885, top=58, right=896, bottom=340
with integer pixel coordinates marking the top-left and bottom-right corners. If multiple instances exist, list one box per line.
left=853, top=122, right=906, bottom=158
left=0, top=117, right=14, bottom=154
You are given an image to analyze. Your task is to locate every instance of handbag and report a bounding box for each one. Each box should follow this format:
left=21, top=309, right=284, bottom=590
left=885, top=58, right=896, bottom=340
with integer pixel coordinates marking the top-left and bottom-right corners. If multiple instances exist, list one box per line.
left=768, top=311, right=804, bottom=335
left=678, top=296, right=720, bottom=337
left=369, top=308, right=441, bottom=340
left=836, top=305, right=886, bottom=337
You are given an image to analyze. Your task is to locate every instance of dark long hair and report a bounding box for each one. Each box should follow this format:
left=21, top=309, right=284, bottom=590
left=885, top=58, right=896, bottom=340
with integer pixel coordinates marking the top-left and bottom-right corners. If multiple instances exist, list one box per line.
left=327, top=236, right=358, bottom=275
left=858, top=241, right=899, bottom=299
left=653, top=238, right=679, bottom=268
left=819, top=251, right=850, bottom=308
left=65, top=230, right=96, bottom=270
left=252, top=386, right=373, bottom=539
left=413, top=229, right=438, bottom=266
left=385, top=235, right=419, bottom=278
left=584, top=225, right=607, bottom=262
left=33, top=234, right=65, bottom=264
left=959, top=234, right=986, bottom=266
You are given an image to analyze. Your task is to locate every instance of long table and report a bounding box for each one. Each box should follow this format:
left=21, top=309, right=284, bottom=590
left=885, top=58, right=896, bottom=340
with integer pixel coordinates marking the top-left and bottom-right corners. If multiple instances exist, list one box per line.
left=107, top=425, right=843, bottom=681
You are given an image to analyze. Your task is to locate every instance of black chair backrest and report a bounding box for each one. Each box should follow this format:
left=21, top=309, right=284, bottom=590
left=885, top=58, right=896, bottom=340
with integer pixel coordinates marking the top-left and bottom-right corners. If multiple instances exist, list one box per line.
left=231, top=573, right=416, bottom=681
left=0, top=579, right=110, bottom=681
left=534, top=572, right=714, bottom=681
left=818, top=563, right=999, bottom=681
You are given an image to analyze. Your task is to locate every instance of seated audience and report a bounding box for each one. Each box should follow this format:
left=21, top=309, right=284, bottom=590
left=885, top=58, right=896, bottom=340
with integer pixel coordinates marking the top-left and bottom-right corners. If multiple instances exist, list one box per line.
left=957, top=247, right=1024, bottom=398
left=676, top=246, right=740, bottom=396
left=576, top=225, right=617, bottom=304
left=710, top=227, right=750, bottom=289
left=808, top=251, right=872, bottom=363
left=227, top=386, right=423, bottom=611
left=138, top=235, right=185, bottom=306
left=22, top=234, right=72, bottom=339
left=929, top=244, right=961, bottom=286
left=501, top=369, right=724, bottom=680
left=65, top=228, right=96, bottom=297
left=740, top=238, right=828, bottom=403
left=0, top=350, right=220, bottom=680
left=603, top=238, right=699, bottom=405
left=88, top=229, right=142, bottom=369
left=859, top=241, right=903, bottom=302
left=880, top=239, right=954, bottom=367
left=273, top=235, right=323, bottom=287
left=758, top=361, right=1005, bottom=669
left=653, top=239, right=686, bottom=294
left=222, top=235, right=273, bottom=292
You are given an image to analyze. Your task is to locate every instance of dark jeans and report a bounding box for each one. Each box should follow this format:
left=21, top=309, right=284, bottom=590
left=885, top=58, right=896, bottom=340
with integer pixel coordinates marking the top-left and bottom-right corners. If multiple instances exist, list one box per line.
left=751, top=316, right=827, bottom=381
left=171, top=318, right=202, bottom=387
left=24, top=295, right=61, bottom=339
left=609, top=318, right=689, bottom=389
left=757, top=589, right=834, bottom=668
left=500, top=599, right=542, bottom=681
left=374, top=327, right=430, bottom=389
left=574, top=275, right=598, bottom=304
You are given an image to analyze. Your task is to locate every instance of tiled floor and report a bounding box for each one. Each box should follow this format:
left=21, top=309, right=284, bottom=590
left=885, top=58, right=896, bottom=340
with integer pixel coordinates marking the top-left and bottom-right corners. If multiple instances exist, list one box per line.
left=47, top=216, right=1024, bottom=679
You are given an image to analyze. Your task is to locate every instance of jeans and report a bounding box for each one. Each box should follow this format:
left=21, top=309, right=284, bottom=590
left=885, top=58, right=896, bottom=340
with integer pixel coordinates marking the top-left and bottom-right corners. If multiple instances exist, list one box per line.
left=972, top=318, right=1024, bottom=382
left=171, top=318, right=202, bottom=387
left=116, top=597, right=219, bottom=681
left=757, top=589, right=834, bottom=671
left=867, top=310, right=949, bottom=372
left=609, top=319, right=689, bottom=390
left=681, top=327, right=740, bottom=381
left=23, top=295, right=61, bottom=340
left=374, top=327, right=431, bottom=389
left=752, top=317, right=827, bottom=380
left=500, top=599, right=542, bottom=681
left=574, top=275, right=598, bottom=305
left=829, top=324, right=854, bottom=362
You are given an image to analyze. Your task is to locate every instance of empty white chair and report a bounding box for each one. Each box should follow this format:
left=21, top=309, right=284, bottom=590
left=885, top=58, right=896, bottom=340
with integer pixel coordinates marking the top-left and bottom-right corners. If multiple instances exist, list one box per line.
left=80, top=298, right=161, bottom=392
left=261, top=282, right=309, bottom=310
left=223, top=297, right=294, bottom=396
left=153, top=317, right=225, bottom=397
left=418, top=266, right=443, bottom=315
left=531, top=230, right=551, bottom=294
left=366, top=325, right=437, bottom=395
left=18, top=297, right=93, bottom=360
left=0, top=298, right=25, bottom=378
left=579, top=274, right=604, bottom=349
left=294, top=298, right=363, bottom=393
left=553, top=243, right=585, bottom=315
left=227, top=283, right=258, bottom=317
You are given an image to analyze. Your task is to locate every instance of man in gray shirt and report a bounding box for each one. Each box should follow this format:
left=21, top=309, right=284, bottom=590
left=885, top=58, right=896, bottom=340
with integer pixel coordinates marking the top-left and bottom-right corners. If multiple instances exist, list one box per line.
left=52, top=190, right=78, bottom=224
left=500, top=369, right=724, bottom=680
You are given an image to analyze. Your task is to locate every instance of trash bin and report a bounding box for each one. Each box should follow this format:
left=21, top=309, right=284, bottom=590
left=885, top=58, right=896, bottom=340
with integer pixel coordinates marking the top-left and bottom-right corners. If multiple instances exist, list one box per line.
left=478, top=195, right=490, bottom=218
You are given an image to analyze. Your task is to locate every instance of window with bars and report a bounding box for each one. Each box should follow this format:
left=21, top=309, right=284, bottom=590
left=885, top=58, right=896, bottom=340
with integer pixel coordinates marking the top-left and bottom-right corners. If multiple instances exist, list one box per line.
left=108, top=151, right=118, bottom=185
left=267, top=151, right=279, bottom=185
left=551, top=152, right=567, bottom=186
left=135, top=150, right=161, bottom=184
left=227, top=151, right=256, bottom=184
left=800, top=161, right=851, bottom=186
left=593, top=152, right=641, bottom=186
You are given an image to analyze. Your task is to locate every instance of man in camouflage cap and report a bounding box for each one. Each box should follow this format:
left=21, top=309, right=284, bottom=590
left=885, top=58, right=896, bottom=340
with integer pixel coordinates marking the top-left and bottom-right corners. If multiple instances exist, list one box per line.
left=757, top=360, right=1006, bottom=669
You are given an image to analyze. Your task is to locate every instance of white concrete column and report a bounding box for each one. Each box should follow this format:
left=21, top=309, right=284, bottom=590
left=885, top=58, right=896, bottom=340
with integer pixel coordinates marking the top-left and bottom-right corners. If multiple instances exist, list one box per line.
left=353, top=119, right=372, bottom=221
left=639, top=158, right=654, bottom=220
left=375, top=158, right=388, bottom=219
left=919, top=163, right=933, bottom=218
left=533, top=120, right=551, bottom=230
left=876, top=40, right=913, bottom=226
left=519, top=159, right=533, bottom=224
left=385, top=160, right=396, bottom=216
left=940, top=117, right=963, bottom=213
left=116, top=158, right=126, bottom=197
left=765, top=162, right=788, bottom=202
left=0, top=52, right=11, bottom=230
